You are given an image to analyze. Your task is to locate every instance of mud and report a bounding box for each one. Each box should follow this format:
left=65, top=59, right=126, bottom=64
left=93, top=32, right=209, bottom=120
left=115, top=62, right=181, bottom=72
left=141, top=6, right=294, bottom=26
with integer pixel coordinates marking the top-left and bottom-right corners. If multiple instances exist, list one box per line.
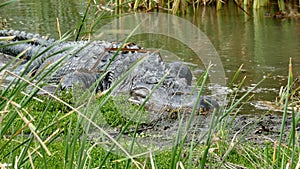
left=230, top=113, right=300, bottom=144
left=85, top=101, right=300, bottom=155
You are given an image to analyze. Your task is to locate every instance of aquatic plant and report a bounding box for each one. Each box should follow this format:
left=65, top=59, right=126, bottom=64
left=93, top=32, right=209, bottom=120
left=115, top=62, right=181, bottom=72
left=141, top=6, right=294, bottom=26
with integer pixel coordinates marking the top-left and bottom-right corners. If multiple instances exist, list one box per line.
left=95, top=0, right=296, bottom=14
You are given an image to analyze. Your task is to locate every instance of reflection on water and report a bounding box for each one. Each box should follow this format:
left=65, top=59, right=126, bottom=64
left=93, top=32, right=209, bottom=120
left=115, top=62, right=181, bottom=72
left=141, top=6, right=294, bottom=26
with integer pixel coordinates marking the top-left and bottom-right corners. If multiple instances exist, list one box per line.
left=1, top=1, right=300, bottom=110
left=186, top=5, right=300, bottom=103
left=0, top=0, right=86, bottom=36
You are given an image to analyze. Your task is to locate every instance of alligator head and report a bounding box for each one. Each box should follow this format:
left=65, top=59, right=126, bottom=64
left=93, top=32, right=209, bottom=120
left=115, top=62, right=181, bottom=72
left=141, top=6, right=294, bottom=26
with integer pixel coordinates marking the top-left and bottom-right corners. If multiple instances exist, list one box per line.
left=113, top=52, right=220, bottom=114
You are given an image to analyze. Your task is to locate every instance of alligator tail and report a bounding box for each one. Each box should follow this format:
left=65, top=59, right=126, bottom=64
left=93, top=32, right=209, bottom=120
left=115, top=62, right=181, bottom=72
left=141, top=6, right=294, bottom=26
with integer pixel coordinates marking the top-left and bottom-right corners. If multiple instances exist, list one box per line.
left=0, top=29, right=56, bottom=46
left=0, top=30, right=77, bottom=74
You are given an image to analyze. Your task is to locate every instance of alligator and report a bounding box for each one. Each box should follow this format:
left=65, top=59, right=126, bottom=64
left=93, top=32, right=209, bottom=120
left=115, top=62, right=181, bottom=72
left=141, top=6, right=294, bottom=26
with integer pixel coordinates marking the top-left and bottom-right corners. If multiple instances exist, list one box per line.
left=0, top=30, right=220, bottom=114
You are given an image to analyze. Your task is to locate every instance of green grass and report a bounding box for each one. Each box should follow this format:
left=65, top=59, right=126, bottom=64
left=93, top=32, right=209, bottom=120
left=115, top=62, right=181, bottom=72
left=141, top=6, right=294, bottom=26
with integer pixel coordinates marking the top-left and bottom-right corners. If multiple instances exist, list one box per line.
left=1, top=55, right=299, bottom=168
left=1, top=1, right=300, bottom=168
left=0, top=84, right=299, bottom=168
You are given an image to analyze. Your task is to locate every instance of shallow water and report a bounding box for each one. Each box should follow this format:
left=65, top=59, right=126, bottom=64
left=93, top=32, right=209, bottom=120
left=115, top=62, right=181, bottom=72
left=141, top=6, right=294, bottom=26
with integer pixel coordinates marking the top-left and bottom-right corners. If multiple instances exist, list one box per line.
left=1, top=0, right=300, bottom=114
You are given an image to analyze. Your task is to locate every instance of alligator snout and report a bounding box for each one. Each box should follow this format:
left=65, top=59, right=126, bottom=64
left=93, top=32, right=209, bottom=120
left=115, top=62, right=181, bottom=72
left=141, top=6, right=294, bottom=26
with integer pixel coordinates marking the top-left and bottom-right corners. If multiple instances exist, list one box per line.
left=129, top=84, right=220, bottom=115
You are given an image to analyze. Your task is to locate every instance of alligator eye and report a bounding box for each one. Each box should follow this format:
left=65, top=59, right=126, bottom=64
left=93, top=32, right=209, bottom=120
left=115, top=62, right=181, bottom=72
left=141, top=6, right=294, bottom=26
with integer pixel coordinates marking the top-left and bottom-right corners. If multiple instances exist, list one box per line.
left=131, top=87, right=149, bottom=98
left=146, top=76, right=158, bottom=84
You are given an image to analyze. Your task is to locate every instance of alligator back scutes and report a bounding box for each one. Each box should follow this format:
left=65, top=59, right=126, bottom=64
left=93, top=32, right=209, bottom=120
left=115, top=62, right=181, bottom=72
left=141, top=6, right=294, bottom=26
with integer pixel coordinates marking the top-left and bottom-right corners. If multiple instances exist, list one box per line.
left=0, top=29, right=56, bottom=47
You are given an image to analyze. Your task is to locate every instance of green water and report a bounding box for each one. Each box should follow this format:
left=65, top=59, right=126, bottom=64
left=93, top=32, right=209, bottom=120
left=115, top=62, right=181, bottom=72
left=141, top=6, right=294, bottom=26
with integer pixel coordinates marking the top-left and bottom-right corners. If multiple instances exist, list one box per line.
left=1, top=0, right=300, bottom=112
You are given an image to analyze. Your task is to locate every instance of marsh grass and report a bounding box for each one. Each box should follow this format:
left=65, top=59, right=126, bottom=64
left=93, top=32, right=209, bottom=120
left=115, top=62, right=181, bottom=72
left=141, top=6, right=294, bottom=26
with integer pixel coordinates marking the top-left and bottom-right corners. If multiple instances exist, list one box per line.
left=1, top=1, right=300, bottom=168
left=1, top=36, right=300, bottom=168
left=81, top=0, right=296, bottom=16
left=0, top=0, right=17, bottom=8
left=1, top=33, right=298, bottom=169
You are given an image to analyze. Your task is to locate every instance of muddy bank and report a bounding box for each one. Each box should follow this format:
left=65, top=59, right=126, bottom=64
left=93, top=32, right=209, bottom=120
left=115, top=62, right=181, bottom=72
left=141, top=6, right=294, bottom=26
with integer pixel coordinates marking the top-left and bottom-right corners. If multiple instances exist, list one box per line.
left=85, top=104, right=300, bottom=154
left=230, top=113, right=299, bottom=144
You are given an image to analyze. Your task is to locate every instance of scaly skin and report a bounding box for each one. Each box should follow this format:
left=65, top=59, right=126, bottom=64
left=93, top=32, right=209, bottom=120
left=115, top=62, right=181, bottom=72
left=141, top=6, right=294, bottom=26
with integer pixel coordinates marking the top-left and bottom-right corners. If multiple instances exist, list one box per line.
left=0, top=29, right=219, bottom=113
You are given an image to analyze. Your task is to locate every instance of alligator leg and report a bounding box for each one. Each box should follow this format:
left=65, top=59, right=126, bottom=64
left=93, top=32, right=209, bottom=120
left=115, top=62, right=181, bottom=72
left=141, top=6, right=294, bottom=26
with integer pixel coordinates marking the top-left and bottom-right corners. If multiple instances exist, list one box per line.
left=60, top=70, right=114, bottom=92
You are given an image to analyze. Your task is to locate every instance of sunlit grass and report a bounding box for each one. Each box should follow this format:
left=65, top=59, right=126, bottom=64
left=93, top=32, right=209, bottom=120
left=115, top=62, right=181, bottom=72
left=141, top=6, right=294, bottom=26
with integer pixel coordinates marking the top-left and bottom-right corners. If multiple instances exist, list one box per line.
left=1, top=37, right=300, bottom=168
left=1, top=1, right=300, bottom=168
